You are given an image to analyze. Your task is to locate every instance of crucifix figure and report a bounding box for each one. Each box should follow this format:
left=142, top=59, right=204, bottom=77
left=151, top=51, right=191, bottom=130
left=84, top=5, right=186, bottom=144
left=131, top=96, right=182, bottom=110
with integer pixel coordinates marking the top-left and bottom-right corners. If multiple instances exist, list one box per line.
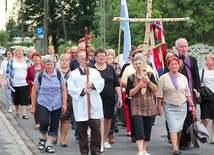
left=113, top=0, right=189, bottom=99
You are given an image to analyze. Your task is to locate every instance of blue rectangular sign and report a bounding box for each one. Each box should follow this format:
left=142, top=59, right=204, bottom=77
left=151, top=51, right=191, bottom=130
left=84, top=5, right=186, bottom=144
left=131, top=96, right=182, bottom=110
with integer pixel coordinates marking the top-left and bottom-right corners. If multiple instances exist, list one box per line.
left=36, top=27, right=44, bottom=35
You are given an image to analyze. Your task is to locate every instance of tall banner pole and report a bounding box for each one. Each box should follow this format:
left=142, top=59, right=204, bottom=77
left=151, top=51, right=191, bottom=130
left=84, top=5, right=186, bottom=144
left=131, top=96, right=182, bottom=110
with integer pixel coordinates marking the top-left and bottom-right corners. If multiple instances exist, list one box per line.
left=117, top=25, right=122, bottom=65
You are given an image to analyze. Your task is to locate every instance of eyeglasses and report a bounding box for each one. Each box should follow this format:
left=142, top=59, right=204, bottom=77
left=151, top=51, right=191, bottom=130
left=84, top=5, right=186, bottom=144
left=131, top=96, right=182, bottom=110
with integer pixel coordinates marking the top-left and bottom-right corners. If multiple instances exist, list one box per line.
left=96, top=55, right=106, bottom=58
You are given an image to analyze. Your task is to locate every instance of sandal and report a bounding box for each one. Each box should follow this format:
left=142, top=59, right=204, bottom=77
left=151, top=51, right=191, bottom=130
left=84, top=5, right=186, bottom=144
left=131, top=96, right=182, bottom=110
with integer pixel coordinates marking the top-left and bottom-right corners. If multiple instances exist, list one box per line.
left=45, top=145, right=55, bottom=153
left=61, top=143, right=68, bottom=147
left=35, top=124, right=40, bottom=130
left=23, top=115, right=29, bottom=119
left=14, top=114, right=19, bottom=118
left=38, top=138, right=46, bottom=150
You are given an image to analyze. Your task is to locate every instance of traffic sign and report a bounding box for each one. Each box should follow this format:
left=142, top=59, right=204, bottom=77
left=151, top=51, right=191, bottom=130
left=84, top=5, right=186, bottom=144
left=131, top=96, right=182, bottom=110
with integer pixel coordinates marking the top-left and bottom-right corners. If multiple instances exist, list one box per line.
left=36, top=27, right=44, bottom=38
left=36, top=27, right=44, bottom=35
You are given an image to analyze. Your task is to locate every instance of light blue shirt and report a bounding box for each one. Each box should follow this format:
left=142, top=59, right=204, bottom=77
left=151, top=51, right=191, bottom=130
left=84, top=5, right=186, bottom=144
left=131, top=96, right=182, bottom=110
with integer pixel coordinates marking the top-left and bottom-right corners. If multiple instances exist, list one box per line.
left=34, top=69, right=66, bottom=111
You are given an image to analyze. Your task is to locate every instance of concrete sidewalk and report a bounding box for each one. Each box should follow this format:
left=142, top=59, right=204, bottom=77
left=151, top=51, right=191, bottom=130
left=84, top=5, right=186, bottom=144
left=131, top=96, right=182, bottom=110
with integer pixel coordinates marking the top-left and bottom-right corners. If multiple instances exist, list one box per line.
left=0, top=103, right=33, bottom=155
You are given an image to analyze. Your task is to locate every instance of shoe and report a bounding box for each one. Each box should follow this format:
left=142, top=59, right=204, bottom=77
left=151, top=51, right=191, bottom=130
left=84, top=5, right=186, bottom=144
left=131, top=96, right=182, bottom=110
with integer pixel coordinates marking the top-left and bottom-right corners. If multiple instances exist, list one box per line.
left=108, top=134, right=115, bottom=143
left=131, top=137, right=136, bottom=143
left=179, top=144, right=186, bottom=150
left=100, top=146, right=104, bottom=153
left=27, top=105, right=31, bottom=110
left=91, top=151, right=102, bottom=155
left=173, top=150, right=180, bottom=155
left=115, top=127, right=119, bottom=133
left=211, top=141, right=214, bottom=144
left=14, top=114, right=19, bottom=118
left=35, top=124, right=40, bottom=130
left=45, top=145, right=55, bottom=153
left=75, top=137, right=79, bottom=144
left=185, top=142, right=191, bottom=147
left=22, top=115, right=29, bottom=119
left=38, top=138, right=46, bottom=150
left=52, top=140, right=57, bottom=145
left=12, top=105, right=15, bottom=110
left=127, top=132, right=131, bottom=137
left=142, top=151, right=151, bottom=155
left=103, top=142, right=111, bottom=149
left=8, top=106, right=13, bottom=113
left=61, top=143, right=68, bottom=147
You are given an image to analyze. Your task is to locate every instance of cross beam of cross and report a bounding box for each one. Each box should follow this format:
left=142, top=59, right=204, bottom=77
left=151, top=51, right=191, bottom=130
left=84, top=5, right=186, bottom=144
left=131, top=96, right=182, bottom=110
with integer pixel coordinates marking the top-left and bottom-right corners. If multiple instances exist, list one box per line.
left=113, top=0, right=189, bottom=99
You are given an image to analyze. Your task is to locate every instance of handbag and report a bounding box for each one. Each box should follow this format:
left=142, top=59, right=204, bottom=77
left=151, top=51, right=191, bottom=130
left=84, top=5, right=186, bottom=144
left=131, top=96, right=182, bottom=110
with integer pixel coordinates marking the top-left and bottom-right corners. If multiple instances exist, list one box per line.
left=199, top=69, right=214, bottom=103
left=187, top=116, right=210, bottom=147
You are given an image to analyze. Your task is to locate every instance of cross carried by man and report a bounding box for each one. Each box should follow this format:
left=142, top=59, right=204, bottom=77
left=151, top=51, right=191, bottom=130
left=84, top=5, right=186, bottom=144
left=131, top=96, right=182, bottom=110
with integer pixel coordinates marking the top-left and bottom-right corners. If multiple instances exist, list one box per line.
left=113, top=0, right=189, bottom=98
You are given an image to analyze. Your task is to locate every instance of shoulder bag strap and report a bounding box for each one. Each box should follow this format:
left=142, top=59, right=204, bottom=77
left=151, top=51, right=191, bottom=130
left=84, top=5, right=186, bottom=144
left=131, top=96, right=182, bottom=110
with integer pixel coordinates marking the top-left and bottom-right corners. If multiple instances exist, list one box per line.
left=201, top=69, right=204, bottom=82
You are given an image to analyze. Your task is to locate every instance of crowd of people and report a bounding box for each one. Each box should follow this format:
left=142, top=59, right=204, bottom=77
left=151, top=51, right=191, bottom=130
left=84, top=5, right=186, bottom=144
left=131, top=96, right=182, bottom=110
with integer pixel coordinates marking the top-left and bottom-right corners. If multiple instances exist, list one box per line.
left=0, top=38, right=213, bottom=155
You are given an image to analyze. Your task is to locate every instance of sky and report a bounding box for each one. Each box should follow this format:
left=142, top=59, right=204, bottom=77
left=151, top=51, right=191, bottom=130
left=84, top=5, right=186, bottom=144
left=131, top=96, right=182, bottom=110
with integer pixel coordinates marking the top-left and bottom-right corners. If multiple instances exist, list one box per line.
left=0, top=0, right=17, bottom=31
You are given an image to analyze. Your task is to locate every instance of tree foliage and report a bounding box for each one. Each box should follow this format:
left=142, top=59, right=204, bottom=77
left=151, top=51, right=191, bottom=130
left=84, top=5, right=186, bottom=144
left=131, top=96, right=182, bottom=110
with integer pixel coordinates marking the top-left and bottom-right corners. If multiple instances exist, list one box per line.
left=0, top=30, right=7, bottom=47
left=10, top=0, right=213, bottom=52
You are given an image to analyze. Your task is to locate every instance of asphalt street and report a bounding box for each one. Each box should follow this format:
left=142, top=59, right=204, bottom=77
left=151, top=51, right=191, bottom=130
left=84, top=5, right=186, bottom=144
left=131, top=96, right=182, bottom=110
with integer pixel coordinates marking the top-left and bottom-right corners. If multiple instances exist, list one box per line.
left=0, top=87, right=213, bottom=155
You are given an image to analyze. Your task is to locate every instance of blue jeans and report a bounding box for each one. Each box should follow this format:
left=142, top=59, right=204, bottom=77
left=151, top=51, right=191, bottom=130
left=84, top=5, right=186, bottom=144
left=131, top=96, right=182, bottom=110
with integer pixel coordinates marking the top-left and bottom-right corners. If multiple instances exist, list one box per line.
left=38, top=104, right=61, bottom=137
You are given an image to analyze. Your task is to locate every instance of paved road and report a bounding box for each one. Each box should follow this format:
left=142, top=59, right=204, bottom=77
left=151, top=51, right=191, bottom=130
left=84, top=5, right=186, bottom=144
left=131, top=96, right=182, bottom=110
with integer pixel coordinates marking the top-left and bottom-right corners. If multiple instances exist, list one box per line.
left=0, top=87, right=214, bottom=155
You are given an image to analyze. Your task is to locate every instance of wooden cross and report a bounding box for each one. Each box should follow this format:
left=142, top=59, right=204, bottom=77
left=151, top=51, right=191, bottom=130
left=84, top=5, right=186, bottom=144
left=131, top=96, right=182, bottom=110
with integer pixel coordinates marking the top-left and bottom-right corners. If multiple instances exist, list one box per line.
left=79, top=27, right=93, bottom=118
left=113, top=0, right=189, bottom=99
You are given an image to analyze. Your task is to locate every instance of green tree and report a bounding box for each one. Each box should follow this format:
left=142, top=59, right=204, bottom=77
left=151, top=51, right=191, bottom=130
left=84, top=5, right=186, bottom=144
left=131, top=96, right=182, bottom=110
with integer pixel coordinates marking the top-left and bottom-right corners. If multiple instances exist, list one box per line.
left=153, top=0, right=214, bottom=47
left=18, top=0, right=98, bottom=51
left=14, top=0, right=213, bottom=53
left=7, top=19, right=22, bottom=41
left=0, top=30, right=7, bottom=47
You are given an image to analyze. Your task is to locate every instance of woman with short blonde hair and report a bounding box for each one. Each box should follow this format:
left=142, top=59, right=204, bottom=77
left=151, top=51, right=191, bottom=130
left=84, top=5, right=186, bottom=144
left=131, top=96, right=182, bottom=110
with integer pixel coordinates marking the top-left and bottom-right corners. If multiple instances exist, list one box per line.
left=199, top=53, right=214, bottom=143
left=6, top=46, right=31, bottom=119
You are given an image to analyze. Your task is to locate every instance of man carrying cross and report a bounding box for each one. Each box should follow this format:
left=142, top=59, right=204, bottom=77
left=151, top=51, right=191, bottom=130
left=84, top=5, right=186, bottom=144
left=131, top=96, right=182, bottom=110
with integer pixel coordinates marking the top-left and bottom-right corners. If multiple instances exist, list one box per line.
left=67, top=51, right=104, bottom=155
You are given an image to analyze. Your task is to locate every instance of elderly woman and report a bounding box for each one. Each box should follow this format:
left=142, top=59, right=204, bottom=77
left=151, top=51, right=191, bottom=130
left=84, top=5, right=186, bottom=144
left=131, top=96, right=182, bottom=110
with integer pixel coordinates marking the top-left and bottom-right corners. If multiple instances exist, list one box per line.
left=6, top=46, right=31, bottom=119
left=126, top=56, right=158, bottom=155
left=52, top=54, right=72, bottom=147
left=157, top=56, right=196, bottom=155
left=30, top=54, right=67, bottom=153
left=26, top=52, right=45, bottom=130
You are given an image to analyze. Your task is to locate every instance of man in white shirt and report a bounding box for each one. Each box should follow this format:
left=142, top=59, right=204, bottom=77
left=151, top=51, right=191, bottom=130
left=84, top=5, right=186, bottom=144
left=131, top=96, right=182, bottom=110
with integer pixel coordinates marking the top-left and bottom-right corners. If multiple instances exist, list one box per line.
left=67, top=51, right=104, bottom=155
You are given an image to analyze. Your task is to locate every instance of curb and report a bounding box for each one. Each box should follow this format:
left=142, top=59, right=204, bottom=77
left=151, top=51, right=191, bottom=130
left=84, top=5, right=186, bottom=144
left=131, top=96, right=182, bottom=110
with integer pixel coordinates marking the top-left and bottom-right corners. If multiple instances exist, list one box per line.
left=0, top=103, right=41, bottom=155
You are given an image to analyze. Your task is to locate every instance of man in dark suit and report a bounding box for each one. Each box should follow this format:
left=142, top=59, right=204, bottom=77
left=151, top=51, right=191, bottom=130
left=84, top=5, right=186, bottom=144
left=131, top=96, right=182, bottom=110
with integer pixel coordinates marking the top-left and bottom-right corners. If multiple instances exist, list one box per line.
left=70, top=42, right=96, bottom=71
left=165, top=38, right=201, bottom=149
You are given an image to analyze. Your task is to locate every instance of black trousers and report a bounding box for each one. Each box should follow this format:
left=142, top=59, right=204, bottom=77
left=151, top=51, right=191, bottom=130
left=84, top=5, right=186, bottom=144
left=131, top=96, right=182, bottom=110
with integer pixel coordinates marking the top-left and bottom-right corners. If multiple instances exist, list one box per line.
left=78, top=119, right=101, bottom=154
